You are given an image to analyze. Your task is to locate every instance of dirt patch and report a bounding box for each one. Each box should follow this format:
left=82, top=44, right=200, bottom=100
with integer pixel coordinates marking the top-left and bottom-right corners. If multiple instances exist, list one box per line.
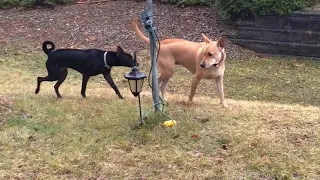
left=0, top=0, right=255, bottom=60
left=0, top=95, right=13, bottom=125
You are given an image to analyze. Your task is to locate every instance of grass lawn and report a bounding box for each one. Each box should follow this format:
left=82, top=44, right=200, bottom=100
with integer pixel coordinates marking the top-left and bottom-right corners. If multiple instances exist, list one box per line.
left=0, top=46, right=319, bottom=179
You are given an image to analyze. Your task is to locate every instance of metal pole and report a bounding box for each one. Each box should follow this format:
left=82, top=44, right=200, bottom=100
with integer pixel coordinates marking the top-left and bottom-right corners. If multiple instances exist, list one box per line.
left=142, top=0, right=161, bottom=111
left=146, top=0, right=153, bottom=14
left=138, top=94, right=144, bottom=125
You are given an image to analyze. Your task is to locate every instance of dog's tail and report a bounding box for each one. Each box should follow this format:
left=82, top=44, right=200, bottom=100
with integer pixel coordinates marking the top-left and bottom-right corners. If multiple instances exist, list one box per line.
left=132, top=17, right=150, bottom=45
left=42, top=41, right=55, bottom=55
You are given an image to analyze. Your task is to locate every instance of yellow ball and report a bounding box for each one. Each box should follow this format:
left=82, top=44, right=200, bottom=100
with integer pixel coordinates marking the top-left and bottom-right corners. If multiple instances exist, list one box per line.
left=163, top=120, right=177, bottom=127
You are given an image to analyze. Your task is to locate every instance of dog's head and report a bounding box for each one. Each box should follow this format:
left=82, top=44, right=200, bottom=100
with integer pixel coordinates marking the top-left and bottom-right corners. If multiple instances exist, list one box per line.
left=200, top=34, right=227, bottom=69
left=116, top=46, right=135, bottom=67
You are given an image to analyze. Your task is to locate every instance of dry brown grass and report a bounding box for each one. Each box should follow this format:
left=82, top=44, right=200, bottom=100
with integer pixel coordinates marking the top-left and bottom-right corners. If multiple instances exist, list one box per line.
left=0, top=48, right=319, bottom=179
left=0, top=95, right=13, bottom=125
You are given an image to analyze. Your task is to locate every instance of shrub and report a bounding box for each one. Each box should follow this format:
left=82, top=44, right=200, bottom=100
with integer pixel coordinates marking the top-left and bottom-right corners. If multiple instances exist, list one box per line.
left=0, top=0, right=21, bottom=9
left=0, top=0, right=73, bottom=9
left=165, top=0, right=215, bottom=6
left=216, top=0, right=320, bottom=22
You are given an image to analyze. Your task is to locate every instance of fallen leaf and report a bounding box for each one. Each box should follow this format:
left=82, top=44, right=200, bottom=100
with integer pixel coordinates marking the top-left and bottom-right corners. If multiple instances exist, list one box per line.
left=191, top=134, right=200, bottom=139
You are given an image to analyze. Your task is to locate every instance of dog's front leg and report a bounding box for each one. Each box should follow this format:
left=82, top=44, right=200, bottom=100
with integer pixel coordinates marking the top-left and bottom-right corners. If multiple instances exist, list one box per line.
left=215, top=76, right=228, bottom=108
left=103, top=73, right=124, bottom=99
left=189, top=74, right=202, bottom=102
left=81, top=75, right=90, bottom=97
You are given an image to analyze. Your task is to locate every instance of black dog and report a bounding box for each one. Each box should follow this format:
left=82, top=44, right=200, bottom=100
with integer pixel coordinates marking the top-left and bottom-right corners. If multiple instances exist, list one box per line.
left=35, top=41, right=135, bottom=99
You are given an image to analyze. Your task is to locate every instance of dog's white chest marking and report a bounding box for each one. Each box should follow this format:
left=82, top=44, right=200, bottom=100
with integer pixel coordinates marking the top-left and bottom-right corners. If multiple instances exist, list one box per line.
left=203, top=66, right=224, bottom=79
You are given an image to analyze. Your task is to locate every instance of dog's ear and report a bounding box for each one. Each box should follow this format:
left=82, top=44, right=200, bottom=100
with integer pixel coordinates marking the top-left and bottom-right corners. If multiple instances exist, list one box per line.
left=201, top=33, right=211, bottom=44
left=117, top=46, right=124, bottom=55
left=217, top=36, right=227, bottom=49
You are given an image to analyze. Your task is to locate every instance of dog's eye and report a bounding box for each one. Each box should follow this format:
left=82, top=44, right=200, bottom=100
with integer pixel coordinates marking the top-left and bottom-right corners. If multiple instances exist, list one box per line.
left=208, top=53, right=213, bottom=57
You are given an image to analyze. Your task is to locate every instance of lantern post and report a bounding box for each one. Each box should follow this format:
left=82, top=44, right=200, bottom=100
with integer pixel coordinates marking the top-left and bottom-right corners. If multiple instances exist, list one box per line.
left=141, top=0, right=161, bottom=111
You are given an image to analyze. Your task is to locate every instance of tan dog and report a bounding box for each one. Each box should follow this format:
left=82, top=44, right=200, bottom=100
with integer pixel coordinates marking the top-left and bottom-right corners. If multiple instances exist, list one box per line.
left=132, top=18, right=229, bottom=107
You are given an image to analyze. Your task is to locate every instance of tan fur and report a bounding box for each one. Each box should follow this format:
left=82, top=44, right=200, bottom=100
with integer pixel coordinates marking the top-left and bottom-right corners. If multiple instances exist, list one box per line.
left=132, top=18, right=229, bottom=107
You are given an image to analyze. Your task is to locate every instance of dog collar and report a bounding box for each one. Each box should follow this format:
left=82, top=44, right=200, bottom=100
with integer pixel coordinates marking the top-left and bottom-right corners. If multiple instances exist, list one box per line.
left=104, top=52, right=110, bottom=69
left=213, top=52, right=225, bottom=67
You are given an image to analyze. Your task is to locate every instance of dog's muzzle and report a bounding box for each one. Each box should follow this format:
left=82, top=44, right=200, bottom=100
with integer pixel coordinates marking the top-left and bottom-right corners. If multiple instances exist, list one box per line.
left=200, top=62, right=206, bottom=68
left=200, top=62, right=217, bottom=68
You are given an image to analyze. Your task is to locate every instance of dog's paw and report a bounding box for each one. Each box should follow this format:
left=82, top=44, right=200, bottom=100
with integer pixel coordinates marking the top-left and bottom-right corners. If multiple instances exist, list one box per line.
left=224, top=105, right=231, bottom=109
left=221, top=102, right=230, bottom=108
left=182, top=100, right=195, bottom=106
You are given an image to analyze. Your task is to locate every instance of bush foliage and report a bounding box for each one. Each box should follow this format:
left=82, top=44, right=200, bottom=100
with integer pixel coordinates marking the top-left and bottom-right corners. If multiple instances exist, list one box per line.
left=216, top=0, right=320, bottom=21
left=165, top=0, right=319, bottom=21
left=165, top=0, right=215, bottom=5
left=0, top=0, right=72, bottom=9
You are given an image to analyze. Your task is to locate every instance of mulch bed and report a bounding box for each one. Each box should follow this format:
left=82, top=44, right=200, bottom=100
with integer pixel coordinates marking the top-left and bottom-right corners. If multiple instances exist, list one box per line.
left=0, top=0, right=255, bottom=60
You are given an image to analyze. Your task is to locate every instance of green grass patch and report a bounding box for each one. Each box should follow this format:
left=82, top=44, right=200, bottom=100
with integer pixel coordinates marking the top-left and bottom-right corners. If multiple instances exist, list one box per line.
left=6, top=115, right=59, bottom=134
left=225, top=58, right=320, bottom=106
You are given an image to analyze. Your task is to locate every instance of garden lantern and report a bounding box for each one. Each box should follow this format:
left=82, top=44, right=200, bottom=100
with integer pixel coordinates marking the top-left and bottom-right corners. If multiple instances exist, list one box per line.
left=124, top=52, right=147, bottom=125
left=124, top=66, right=146, bottom=97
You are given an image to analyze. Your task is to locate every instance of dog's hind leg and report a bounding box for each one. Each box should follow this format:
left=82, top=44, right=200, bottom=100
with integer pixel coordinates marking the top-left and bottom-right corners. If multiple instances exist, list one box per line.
left=35, top=75, right=58, bottom=95
left=103, top=73, right=124, bottom=99
left=158, top=76, right=170, bottom=102
left=35, top=77, right=43, bottom=94
left=158, top=77, right=164, bottom=100
left=157, top=60, right=175, bottom=102
left=35, top=66, right=60, bottom=95
left=81, top=74, right=90, bottom=97
left=54, top=68, right=68, bottom=98
left=36, top=61, right=59, bottom=96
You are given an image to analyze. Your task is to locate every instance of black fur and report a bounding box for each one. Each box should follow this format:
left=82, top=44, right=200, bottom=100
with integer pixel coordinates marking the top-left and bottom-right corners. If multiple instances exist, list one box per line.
left=35, top=41, right=134, bottom=99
